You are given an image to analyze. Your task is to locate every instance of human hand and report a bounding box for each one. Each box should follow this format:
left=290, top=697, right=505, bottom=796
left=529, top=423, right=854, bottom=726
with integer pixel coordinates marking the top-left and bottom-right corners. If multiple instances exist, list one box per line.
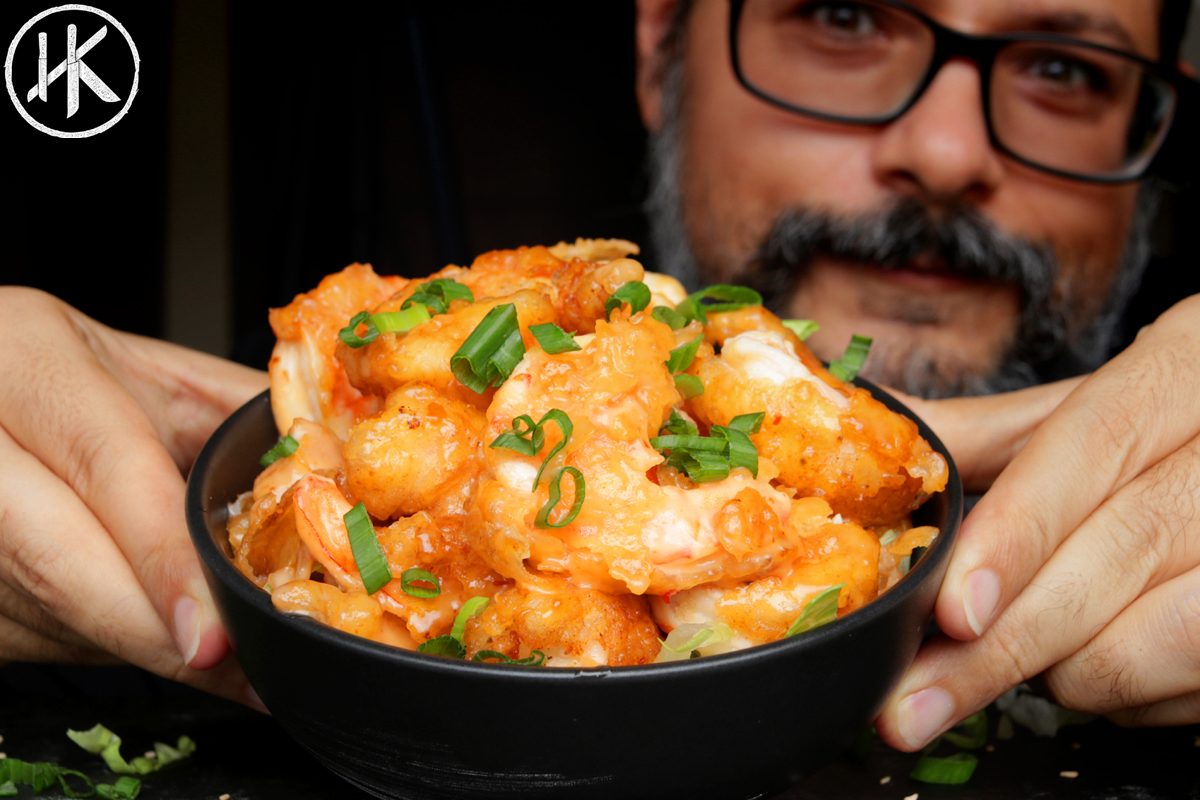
left=0, top=288, right=268, bottom=706
left=877, top=294, right=1200, bottom=749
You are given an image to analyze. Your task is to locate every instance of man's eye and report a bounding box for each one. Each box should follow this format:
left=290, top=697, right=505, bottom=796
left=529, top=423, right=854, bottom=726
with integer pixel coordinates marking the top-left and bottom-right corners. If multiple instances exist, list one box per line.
left=804, top=1, right=879, bottom=37
left=1027, top=56, right=1106, bottom=92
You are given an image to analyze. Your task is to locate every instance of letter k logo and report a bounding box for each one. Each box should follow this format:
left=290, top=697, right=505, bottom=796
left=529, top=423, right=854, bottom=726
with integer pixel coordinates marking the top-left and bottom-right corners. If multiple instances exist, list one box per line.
left=26, top=23, right=119, bottom=117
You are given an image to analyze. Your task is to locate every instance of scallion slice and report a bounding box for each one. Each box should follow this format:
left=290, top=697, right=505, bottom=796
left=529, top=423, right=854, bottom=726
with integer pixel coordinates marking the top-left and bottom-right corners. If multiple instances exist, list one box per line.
left=67, top=723, right=195, bottom=777
left=259, top=434, right=299, bottom=467
left=417, top=635, right=466, bottom=659
left=670, top=448, right=730, bottom=484
left=97, top=776, right=142, bottom=800
left=534, top=466, right=585, bottom=529
left=711, top=425, right=758, bottom=478
left=658, top=409, right=698, bottom=437
left=674, top=374, right=704, bottom=399
left=0, top=759, right=92, bottom=795
left=941, top=709, right=988, bottom=750
left=661, top=623, right=735, bottom=653
left=399, top=567, right=440, bottom=598
left=529, top=322, right=581, bottom=354
left=402, top=278, right=474, bottom=315
left=450, top=303, right=526, bottom=393
left=649, top=434, right=726, bottom=453
left=472, top=649, right=546, bottom=666
left=343, top=503, right=393, bottom=595
left=373, top=305, right=431, bottom=334
left=910, top=753, right=979, bottom=784
left=652, top=305, right=689, bottom=330
left=727, top=412, right=765, bottom=434
left=489, top=414, right=539, bottom=456
left=828, top=334, right=873, bottom=383
left=785, top=583, right=845, bottom=637
left=782, top=319, right=820, bottom=340
left=675, top=285, right=763, bottom=325
left=338, top=310, right=379, bottom=348
left=604, top=281, right=652, bottom=320
left=451, top=596, right=490, bottom=641
left=665, top=336, right=703, bottom=374
left=529, top=409, right=573, bottom=489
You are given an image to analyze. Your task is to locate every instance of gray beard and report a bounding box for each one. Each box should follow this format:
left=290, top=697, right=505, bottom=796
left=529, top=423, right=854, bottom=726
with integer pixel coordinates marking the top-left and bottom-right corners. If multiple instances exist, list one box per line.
left=644, top=57, right=1160, bottom=399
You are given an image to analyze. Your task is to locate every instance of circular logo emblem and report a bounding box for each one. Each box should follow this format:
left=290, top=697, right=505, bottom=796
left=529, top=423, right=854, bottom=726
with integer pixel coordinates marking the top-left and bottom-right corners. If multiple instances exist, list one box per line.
left=4, top=4, right=139, bottom=138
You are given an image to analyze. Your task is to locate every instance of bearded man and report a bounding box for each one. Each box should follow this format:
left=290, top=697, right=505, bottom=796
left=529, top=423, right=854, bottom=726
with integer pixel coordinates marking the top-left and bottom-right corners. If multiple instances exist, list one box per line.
left=634, top=0, right=1200, bottom=749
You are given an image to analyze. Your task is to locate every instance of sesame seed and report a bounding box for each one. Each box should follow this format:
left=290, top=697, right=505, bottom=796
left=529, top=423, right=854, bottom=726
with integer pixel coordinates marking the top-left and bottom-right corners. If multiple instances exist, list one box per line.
left=1071, top=742, right=1081, bottom=750
left=145, top=751, right=156, bottom=759
left=880, top=776, right=891, bottom=785
left=0, top=753, right=6, bottom=759
left=1194, top=735, right=1199, bottom=747
left=219, top=795, right=231, bottom=800
left=1060, top=771, right=1079, bottom=779
left=0, top=735, right=5, bottom=744
left=904, top=794, right=919, bottom=800
left=985, top=745, right=995, bottom=752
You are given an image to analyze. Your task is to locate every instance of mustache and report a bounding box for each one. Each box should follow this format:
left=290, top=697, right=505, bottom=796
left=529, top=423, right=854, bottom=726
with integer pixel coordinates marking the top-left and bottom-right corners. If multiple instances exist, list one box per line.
left=736, top=199, right=1058, bottom=317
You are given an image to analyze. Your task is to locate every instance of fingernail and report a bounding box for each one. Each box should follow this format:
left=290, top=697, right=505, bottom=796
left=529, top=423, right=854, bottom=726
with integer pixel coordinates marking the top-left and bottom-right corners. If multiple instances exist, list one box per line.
left=962, top=568, right=1001, bottom=636
left=173, top=596, right=201, bottom=665
left=897, top=687, right=956, bottom=749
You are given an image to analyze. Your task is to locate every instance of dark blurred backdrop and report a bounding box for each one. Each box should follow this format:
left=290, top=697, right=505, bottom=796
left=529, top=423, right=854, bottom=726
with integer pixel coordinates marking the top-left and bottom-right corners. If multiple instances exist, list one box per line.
left=1, top=0, right=1198, bottom=373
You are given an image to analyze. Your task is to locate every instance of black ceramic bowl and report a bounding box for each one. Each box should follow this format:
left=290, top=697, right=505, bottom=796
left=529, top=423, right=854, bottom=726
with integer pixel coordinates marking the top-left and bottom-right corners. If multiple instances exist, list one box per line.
left=186, top=382, right=962, bottom=800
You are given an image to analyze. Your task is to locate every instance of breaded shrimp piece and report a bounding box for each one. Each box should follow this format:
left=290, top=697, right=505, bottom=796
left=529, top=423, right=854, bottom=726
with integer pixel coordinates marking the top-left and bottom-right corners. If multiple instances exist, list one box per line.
left=342, top=382, right=486, bottom=522
left=292, top=474, right=506, bottom=642
left=651, top=498, right=881, bottom=647
left=469, top=312, right=799, bottom=596
left=271, top=580, right=419, bottom=648
left=462, top=583, right=661, bottom=667
left=689, top=330, right=947, bottom=528
left=268, top=263, right=408, bottom=438
left=703, top=305, right=844, bottom=388
left=252, top=418, right=346, bottom=503
left=338, top=290, right=556, bottom=408
left=548, top=237, right=640, bottom=263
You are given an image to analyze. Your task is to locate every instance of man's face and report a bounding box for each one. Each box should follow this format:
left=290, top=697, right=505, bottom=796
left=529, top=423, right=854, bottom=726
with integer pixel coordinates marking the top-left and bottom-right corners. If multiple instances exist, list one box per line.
left=637, top=0, right=1159, bottom=396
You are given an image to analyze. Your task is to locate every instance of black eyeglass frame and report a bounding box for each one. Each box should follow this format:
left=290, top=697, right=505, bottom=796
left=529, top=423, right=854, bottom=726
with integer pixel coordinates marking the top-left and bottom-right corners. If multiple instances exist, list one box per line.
left=728, top=0, right=1196, bottom=184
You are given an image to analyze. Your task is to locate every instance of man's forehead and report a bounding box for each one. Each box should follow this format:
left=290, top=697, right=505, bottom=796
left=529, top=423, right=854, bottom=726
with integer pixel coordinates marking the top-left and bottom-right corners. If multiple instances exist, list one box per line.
left=906, top=0, right=1161, bottom=59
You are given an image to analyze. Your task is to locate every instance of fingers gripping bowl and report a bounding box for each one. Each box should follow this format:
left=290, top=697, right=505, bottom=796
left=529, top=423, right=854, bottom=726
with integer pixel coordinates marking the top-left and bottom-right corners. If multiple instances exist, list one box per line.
left=186, top=241, right=963, bottom=800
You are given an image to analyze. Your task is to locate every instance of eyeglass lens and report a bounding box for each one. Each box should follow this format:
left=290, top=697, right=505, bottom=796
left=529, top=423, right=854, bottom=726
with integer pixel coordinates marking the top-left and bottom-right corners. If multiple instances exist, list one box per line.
left=735, top=0, right=1177, bottom=179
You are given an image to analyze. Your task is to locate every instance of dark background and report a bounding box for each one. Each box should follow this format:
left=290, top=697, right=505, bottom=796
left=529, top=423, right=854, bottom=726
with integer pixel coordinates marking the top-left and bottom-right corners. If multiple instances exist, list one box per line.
left=0, top=0, right=1198, bottom=372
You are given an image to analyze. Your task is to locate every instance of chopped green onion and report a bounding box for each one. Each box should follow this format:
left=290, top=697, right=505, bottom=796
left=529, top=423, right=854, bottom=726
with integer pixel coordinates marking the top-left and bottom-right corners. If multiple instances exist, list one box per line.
left=372, top=305, right=431, bottom=334
left=910, top=753, right=979, bottom=784
left=658, top=409, right=697, bottom=437
left=665, top=336, right=703, bottom=374
left=450, top=303, right=526, bottom=393
left=674, top=374, right=705, bottom=399
left=652, top=305, right=689, bottom=330
left=451, top=596, right=490, bottom=641
left=343, top=503, right=393, bottom=595
left=472, top=649, right=546, bottom=666
left=97, top=776, right=142, bottom=800
left=402, top=278, right=474, bottom=315
left=529, top=322, right=581, bottom=354
left=675, top=285, right=763, bottom=326
left=259, top=434, right=299, bottom=467
left=534, top=466, right=585, bottom=529
left=67, top=723, right=195, bottom=776
left=941, top=709, right=988, bottom=750
left=530, top=410, right=573, bottom=490
left=669, top=448, right=730, bottom=484
left=650, top=434, right=727, bottom=453
left=338, top=310, right=379, bottom=348
left=417, top=635, right=466, bottom=659
left=662, top=622, right=735, bottom=653
left=828, top=334, right=873, bottom=383
left=727, top=412, right=765, bottom=434
left=710, top=425, right=758, bottom=478
left=399, top=567, right=440, bottom=599
left=785, top=584, right=845, bottom=637
left=489, top=414, right=539, bottom=456
left=0, top=759, right=92, bottom=795
left=0, top=783, right=15, bottom=798
left=604, top=281, right=652, bottom=320
left=878, top=529, right=900, bottom=547
left=899, top=554, right=912, bottom=574
left=782, top=319, right=820, bottom=340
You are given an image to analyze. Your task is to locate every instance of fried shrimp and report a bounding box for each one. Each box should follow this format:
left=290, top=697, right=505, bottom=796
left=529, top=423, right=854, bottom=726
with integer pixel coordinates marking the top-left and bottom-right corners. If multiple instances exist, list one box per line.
left=231, top=240, right=947, bottom=665
left=689, top=329, right=948, bottom=528
left=268, top=263, right=408, bottom=438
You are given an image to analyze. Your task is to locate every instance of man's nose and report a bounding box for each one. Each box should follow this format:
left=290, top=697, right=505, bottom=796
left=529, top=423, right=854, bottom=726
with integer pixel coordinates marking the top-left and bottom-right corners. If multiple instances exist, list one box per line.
left=872, top=58, right=1005, bottom=206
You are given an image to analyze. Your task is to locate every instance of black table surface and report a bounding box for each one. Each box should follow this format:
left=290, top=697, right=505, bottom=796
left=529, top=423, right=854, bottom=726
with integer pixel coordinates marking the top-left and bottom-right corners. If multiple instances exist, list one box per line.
left=2, top=664, right=1197, bottom=799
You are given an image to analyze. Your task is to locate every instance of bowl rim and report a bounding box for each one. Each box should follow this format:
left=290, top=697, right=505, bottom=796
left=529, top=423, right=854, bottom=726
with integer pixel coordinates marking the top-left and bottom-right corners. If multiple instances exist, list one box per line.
left=186, top=379, right=963, bottom=681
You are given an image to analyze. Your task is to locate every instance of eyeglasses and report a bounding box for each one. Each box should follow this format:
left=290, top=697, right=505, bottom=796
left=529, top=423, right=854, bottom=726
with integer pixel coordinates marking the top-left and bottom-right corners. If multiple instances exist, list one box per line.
left=729, top=0, right=1192, bottom=183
